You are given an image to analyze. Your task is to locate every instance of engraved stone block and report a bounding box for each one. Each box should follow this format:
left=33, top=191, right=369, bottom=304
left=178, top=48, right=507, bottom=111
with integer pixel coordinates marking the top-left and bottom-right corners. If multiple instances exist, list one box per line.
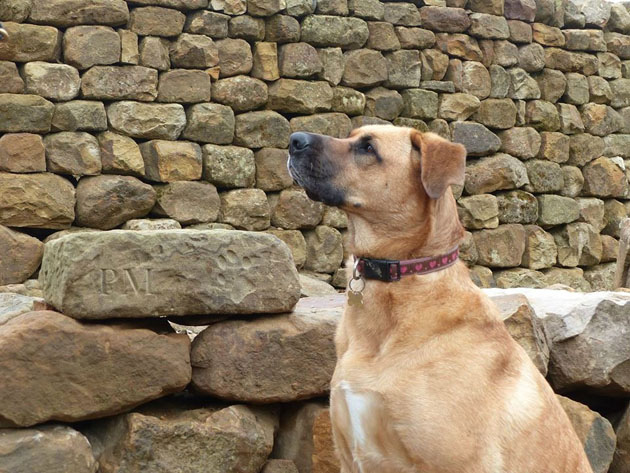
left=39, top=230, right=300, bottom=318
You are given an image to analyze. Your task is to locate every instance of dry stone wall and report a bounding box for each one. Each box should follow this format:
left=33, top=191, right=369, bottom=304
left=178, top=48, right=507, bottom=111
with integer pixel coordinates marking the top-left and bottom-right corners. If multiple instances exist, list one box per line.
left=2, top=0, right=630, bottom=291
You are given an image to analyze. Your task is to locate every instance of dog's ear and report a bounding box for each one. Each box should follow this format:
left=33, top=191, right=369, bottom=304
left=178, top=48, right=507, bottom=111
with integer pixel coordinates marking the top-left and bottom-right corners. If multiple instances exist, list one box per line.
left=410, top=130, right=466, bottom=200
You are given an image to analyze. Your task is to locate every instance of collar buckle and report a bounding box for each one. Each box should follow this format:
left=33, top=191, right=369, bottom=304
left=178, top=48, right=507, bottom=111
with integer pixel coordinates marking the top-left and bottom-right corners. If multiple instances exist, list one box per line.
left=388, top=261, right=401, bottom=282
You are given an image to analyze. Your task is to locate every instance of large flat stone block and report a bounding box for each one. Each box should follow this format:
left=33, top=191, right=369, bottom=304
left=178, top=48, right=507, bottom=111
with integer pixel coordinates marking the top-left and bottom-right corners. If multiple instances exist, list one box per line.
left=39, top=230, right=300, bottom=319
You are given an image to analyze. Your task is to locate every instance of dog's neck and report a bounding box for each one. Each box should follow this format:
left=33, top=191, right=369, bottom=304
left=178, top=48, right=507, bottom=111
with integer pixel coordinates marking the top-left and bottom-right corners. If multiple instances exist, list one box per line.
left=345, top=191, right=464, bottom=261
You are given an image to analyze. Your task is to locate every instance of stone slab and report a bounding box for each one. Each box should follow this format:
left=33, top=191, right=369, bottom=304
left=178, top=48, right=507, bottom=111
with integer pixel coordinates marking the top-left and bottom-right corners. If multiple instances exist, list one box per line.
left=39, top=230, right=300, bottom=319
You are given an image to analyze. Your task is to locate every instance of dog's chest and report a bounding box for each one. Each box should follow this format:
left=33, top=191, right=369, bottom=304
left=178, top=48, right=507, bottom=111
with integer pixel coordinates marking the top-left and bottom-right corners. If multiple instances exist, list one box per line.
left=338, top=380, right=373, bottom=449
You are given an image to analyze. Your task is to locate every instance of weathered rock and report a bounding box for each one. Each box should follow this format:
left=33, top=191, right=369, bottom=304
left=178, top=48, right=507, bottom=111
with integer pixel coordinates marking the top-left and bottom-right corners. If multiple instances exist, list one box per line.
left=606, top=32, right=630, bottom=60
left=219, top=189, right=271, bottom=231
left=0, top=94, right=54, bottom=133
left=604, top=134, right=630, bottom=160
left=611, top=403, right=630, bottom=473
left=63, top=26, right=120, bottom=70
left=0, top=425, right=97, bottom=473
left=542, top=267, right=591, bottom=291
left=473, top=98, right=517, bottom=130
left=0, top=172, right=74, bottom=229
left=277, top=42, right=321, bottom=78
left=568, top=133, right=605, bottom=167
left=526, top=100, right=561, bottom=131
left=81, top=66, right=157, bottom=102
left=508, top=19, right=532, bottom=43
left=157, top=69, right=211, bottom=103
left=210, top=76, right=267, bottom=114
left=107, top=101, right=186, bottom=140
left=583, top=262, right=615, bottom=291
left=182, top=103, right=234, bottom=145
left=192, top=296, right=339, bottom=401
left=249, top=0, right=286, bottom=16
left=499, top=127, right=540, bottom=159
left=234, top=111, right=290, bottom=148
left=317, top=47, right=344, bottom=86
left=129, top=6, right=185, bottom=36
left=265, top=15, right=300, bottom=43
left=75, top=175, right=156, bottom=230
left=119, top=29, right=139, bottom=65
left=216, top=38, right=253, bottom=77
left=545, top=48, right=598, bottom=75
left=340, top=49, right=388, bottom=89
left=535, top=69, right=567, bottom=103
left=495, top=267, right=546, bottom=289
left=153, top=181, right=220, bottom=225
left=496, top=190, right=538, bottom=224
left=536, top=131, right=569, bottom=164
left=553, top=222, right=602, bottom=267
left=0, top=22, right=61, bottom=62
left=266, top=229, right=306, bottom=268
left=469, top=13, right=509, bottom=40
left=0, top=61, right=23, bottom=94
left=508, top=67, right=541, bottom=100
left=587, top=76, right=612, bottom=105
left=465, top=153, right=529, bottom=194
left=186, top=10, right=229, bottom=37
left=268, top=79, right=332, bottom=113
left=520, top=224, right=557, bottom=269
left=557, top=103, right=585, bottom=135
left=600, top=235, right=618, bottom=263
left=21, top=62, right=79, bottom=102
left=533, top=23, right=565, bottom=47
left=98, top=131, right=145, bottom=177
left=228, top=15, right=265, bottom=41
left=473, top=224, right=526, bottom=267
left=419, top=6, right=471, bottom=33
left=469, top=0, right=503, bottom=15
left=0, top=133, right=45, bottom=173
left=524, top=159, right=563, bottom=193
left=139, top=36, right=171, bottom=70
left=0, top=0, right=31, bottom=22
left=271, top=189, right=324, bottom=230
left=577, top=197, right=606, bottom=232
left=252, top=41, right=280, bottom=81
left=290, top=113, right=352, bottom=138
left=438, top=93, right=480, bottom=121
left=201, top=144, right=254, bottom=189
left=170, top=33, right=219, bottom=68
left=301, top=15, right=369, bottom=49
left=366, top=21, right=400, bottom=51
left=52, top=101, right=107, bottom=132
left=399, top=88, right=438, bottom=119
left=299, top=273, right=336, bottom=297
left=458, top=194, right=499, bottom=229
left=304, top=226, right=343, bottom=273
left=256, top=148, right=294, bottom=191
left=435, top=33, right=483, bottom=62
left=582, top=103, right=623, bottom=137
left=561, top=165, right=584, bottom=198
left=583, top=157, right=628, bottom=198
left=537, top=194, right=580, bottom=227
left=263, top=460, right=300, bottom=473
left=29, top=0, right=129, bottom=27
left=603, top=199, right=627, bottom=238
left=332, top=87, right=366, bottom=115
left=86, top=405, right=274, bottom=473
left=41, top=229, right=299, bottom=318
left=0, top=310, right=190, bottom=426
left=383, top=3, right=422, bottom=26
left=121, top=219, right=181, bottom=231
left=0, top=226, right=43, bottom=286
left=44, top=132, right=101, bottom=176
left=140, top=140, right=202, bottom=183
left=452, top=122, right=501, bottom=156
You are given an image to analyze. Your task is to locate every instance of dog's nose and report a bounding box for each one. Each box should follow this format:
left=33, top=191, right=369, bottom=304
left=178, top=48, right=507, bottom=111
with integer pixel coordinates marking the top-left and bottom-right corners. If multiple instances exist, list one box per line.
left=290, top=132, right=312, bottom=153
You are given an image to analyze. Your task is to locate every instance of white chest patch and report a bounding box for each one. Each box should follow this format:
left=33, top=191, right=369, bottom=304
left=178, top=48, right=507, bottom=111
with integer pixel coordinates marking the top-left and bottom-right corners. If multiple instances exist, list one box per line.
left=339, top=381, right=371, bottom=449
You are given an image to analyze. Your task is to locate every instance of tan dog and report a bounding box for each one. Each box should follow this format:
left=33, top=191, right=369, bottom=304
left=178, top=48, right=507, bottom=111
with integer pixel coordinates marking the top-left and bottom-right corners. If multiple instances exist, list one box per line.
left=288, top=125, right=592, bottom=473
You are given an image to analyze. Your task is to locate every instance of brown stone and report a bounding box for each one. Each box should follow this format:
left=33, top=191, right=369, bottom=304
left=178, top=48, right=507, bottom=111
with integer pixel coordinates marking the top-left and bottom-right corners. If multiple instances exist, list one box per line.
left=537, top=194, right=580, bottom=227
left=81, top=66, right=157, bottom=102
left=544, top=47, right=598, bottom=75
left=0, top=310, right=190, bottom=427
left=473, top=224, right=526, bottom=267
left=266, top=229, right=306, bottom=268
left=153, top=181, right=220, bottom=225
left=216, top=38, right=253, bottom=77
left=0, top=94, right=55, bottom=134
left=473, top=98, right=517, bottom=130
left=129, top=6, right=185, bottom=36
left=367, top=21, right=400, bottom=51
left=603, top=199, right=627, bottom=238
left=52, top=100, right=107, bottom=132
left=532, top=23, right=565, bottom=46
left=186, top=11, right=229, bottom=37
left=0, top=22, right=61, bottom=62
left=290, top=113, right=352, bottom=138
left=229, top=15, right=265, bottom=41
left=139, top=37, right=170, bottom=71
left=252, top=41, right=280, bottom=81
left=419, top=6, right=471, bottom=33
left=0, top=133, right=45, bottom=173
left=401, top=88, right=438, bottom=119
left=561, top=165, right=584, bottom=198
left=582, top=157, right=628, bottom=198
left=332, top=86, right=366, bottom=115
left=182, top=103, right=235, bottom=145
left=0, top=226, right=43, bottom=286
left=107, top=101, right=186, bottom=140
left=0, top=61, right=23, bottom=94
left=157, top=69, right=211, bottom=103
left=436, top=33, right=483, bottom=62
left=269, top=79, right=332, bottom=113
left=271, top=189, right=324, bottom=230
left=385, top=49, right=421, bottom=89
left=341, top=49, right=388, bottom=88
left=526, top=100, right=561, bottom=131
left=577, top=197, right=605, bottom=232
left=395, top=26, right=435, bottom=49
left=255, top=148, right=294, bottom=191
left=0, top=426, right=97, bottom=473
left=265, top=15, right=300, bottom=43
left=469, top=13, right=510, bottom=40
left=140, top=141, right=202, bottom=183
left=553, top=222, right=602, bottom=267
left=191, top=296, right=339, bottom=402
left=537, top=131, right=569, bottom=163
left=317, top=47, right=344, bottom=86
left=301, top=15, right=369, bottom=49
left=63, top=26, right=120, bottom=70
left=44, top=132, right=101, bottom=177
left=508, top=20, right=532, bottom=43
left=568, top=133, right=605, bottom=167
left=535, top=69, right=567, bottom=103
left=383, top=3, right=421, bottom=26
left=75, top=175, right=156, bottom=229
left=458, top=194, right=499, bottom=229
left=438, top=93, right=480, bottom=121
left=0, top=173, right=75, bottom=229
left=279, top=42, right=322, bottom=77
left=119, top=29, right=139, bottom=65
left=170, top=33, right=219, bottom=68
left=606, top=32, right=630, bottom=60
left=304, top=226, right=343, bottom=273
left=499, top=127, right=541, bottom=159
left=234, top=111, right=290, bottom=148
left=521, top=225, right=557, bottom=269
left=98, top=131, right=145, bottom=177
left=29, top=0, right=129, bottom=27
left=496, top=190, right=538, bottom=224
left=219, top=188, right=271, bottom=230
left=469, top=0, right=503, bottom=15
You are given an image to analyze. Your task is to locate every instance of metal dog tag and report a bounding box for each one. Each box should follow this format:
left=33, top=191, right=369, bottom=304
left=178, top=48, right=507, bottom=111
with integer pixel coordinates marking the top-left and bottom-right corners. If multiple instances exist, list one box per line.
left=348, top=289, right=363, bottom=306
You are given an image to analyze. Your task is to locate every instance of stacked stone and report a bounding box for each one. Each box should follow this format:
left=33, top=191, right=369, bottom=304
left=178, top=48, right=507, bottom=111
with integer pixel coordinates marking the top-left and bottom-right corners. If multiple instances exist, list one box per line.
left=1, top=0, right=630, bottom=292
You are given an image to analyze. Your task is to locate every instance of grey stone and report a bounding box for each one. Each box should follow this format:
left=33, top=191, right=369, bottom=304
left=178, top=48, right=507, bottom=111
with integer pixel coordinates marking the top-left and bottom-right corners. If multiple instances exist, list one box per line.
left=63, top=26, right=120, bottom=70
left=537, top=194, right=580, bottom=226
left=44, top=132, right=101, bottom=176
left=0, top=94, right=54, bottom=133
left=170, top=33, right=219, bottom=68
left=157, top=69, right=211, bottom=103
left=219, top=189, right=272, bottom=230
left=182, top=103, right=234, bottom=144
left=465, top=154, right=529, bottom=194
left=153, top=181, right=220, bottom=225
left=107, top=101, right=186, bottom=140
left=300, top=15, right=369, bottom=49
left=496, top=190, right=538, bottom=224
left=202, top=144, right=255, bottom=188
left=29, top=0, right=129, bottom=27
left=40, top=230, right=299, bottom=318
left=451, top=122, right=500, bottom=156
left=129, top=6, right=185, bottom=36
left=81, top=66, right=158, bottom=102
left=52, top=101, right=107, bottom=132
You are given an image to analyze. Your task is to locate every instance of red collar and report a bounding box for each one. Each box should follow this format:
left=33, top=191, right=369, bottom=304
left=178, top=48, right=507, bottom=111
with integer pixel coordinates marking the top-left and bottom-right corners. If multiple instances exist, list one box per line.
left=355, top=247, right=459, bottom=282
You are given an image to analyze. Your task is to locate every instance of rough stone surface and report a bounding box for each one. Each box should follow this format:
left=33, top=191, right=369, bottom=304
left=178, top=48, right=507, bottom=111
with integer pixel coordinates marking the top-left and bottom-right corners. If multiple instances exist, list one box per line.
left=269, top=79, right=333, bottom=113
left=29, top=0, right=129, bottom=27
left=98, top=131, right=145, bottom=177
left=496, top=190, right=538, bottom=224
left=170, top=33, right=220, bottom=68
left=0, top=133, right=45, bottom=173
left=140, top=140, right=202, bottom=183
left=465, top=153, right=529, bottom=194
left=108, top=102, right=186, bottom=140
left=44, top=132, right=101, bottom=177
left=157, top=69, right=211, bottom=103
left=202, top=144, right=254, bottom=188
left=300, top=15, right=369, bottom=49
left=0, top=310, right=190, bottom=427
left=129, top=6, right=185, bottom=37
left=63, top=26, right=121, bottom=70
left=452, top=122, right=501, bottom=156
left=75, top=175, right=156, bottom=230
left=522, top=224, right=557, bottom=269
left=304, top=226, right=343, bottom=273
left=192, top=296, right=340, bottom=402
left=0, top=173, right=74, bottom=229
left=0, top=226, right=43, bottom=286
left=537, top=194, right=580, bottom=226
left=183, top=103, right=234, bottom=144
left=0, top=426, right=97, bottom=473
left=153, top=181, right=220, bottom=224
left=234, top=111, right=290, bottom=148
left=271, top=189, right=324, bottom=230
left=52, top=101, right=107, bottom=132
left=86, top=405, right=274, bottom=473
left=473, top=224, right=526, bottom=267
left=0, top=94, right=54, bottom=134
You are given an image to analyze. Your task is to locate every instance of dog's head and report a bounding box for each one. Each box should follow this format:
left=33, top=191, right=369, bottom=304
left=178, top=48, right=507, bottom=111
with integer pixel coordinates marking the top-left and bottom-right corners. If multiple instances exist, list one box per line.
left=288, top=125, right=466, bottom=215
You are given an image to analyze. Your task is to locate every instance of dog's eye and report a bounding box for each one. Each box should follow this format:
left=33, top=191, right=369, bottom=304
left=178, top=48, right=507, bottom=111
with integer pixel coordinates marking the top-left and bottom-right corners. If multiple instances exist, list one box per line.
left=359, top=142, right=374, bottom=154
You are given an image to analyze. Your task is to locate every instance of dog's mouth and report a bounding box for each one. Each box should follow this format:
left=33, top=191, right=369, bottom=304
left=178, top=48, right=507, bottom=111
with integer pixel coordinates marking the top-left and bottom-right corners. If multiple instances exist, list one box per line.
left=287, top=152, right=346, bottom=207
